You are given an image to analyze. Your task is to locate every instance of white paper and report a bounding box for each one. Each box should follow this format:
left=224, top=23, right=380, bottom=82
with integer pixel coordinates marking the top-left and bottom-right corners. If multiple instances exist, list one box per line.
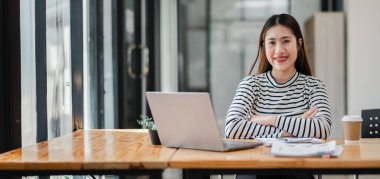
left=256, top=137, right=324, bottom=147
left=282, top=137, right=324, bottom=144
left=271, top=140, right=341, bottom=157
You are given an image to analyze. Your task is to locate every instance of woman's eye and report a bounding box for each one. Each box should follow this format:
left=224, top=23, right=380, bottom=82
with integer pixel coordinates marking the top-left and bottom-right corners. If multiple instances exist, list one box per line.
left=268, top=41, right=275, bottom=45
left=283, top=40, right=290, bottom=44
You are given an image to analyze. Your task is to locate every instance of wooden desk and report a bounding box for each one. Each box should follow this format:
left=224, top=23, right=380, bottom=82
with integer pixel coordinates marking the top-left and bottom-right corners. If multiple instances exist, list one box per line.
left=2, top=130, right=380, bottom=178
left=0, top=129, right=176, bottom=178
left=170, top=139, right=380, bottom=178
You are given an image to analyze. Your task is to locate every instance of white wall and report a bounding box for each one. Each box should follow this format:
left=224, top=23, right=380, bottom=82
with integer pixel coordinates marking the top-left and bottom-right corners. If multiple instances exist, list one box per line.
left=345, top=0, right=380, bottom=115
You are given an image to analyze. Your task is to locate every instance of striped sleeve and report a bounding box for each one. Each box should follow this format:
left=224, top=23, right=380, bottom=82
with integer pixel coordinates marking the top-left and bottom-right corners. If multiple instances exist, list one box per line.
left=225, top=77, right=281, bottom=139
left=273, top=82, right=332, bottom=139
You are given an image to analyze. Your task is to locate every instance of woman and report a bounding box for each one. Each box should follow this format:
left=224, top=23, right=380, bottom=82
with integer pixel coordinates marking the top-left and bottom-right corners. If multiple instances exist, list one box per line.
left=225, top=14, right=332, bottom=140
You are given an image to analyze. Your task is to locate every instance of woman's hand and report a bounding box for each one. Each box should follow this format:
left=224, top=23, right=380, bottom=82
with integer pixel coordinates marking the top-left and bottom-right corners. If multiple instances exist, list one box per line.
left=250, top=115, right=276, bottom=126
left=281, top=131, right=293, bottom=137
left=301, top=107, right=318, bottom=119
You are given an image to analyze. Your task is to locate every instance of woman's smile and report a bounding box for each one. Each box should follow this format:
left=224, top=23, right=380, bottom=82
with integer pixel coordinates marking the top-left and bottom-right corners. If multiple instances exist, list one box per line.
left=274, top=55, right=288, bottom=63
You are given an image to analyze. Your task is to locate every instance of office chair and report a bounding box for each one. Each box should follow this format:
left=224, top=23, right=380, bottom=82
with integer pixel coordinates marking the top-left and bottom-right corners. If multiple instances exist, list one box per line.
left=361, top=109, right=380, bottom=138
left=351, top=108, right=380, bottom=179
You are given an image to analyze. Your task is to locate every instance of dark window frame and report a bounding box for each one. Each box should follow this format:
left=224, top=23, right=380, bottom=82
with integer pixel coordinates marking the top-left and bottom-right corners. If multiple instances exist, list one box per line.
left=0, top=0, right=21, bottom=152
left=35, top=0, right=48, bottom=142
left=70, top=0, right=84, bottom=131
left=88, top=0, right=105, bottom=129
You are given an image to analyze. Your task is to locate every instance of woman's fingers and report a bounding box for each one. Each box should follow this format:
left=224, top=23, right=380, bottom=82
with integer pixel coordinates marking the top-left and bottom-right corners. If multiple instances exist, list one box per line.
left=302, top=107, right=318, bottom=119
left=301, top=107, right=315, bottom=118
left=281, top=131, right=293, bottom=137
left=309, top=108, right=318, bottom=118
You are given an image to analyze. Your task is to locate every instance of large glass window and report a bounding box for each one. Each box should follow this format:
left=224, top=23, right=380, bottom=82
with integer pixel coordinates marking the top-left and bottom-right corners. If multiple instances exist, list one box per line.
left=20, top=0, right=159, bottom=146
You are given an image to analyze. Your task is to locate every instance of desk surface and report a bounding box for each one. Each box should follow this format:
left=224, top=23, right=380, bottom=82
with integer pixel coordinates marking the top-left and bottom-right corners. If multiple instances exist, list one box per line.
left=2, top=129, right=380, bottom=176
left=0, top=129, right=176, bottom=171
left=170, top=139, right=380, bottom=169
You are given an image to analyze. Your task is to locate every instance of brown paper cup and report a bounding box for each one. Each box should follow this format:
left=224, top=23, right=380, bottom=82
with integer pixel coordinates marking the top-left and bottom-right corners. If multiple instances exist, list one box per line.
left=342, top=115, right=363, bottom=143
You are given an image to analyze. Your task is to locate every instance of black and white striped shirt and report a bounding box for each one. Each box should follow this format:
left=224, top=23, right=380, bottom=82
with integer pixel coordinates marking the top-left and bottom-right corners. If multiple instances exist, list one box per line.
left=225, top=71, right=332, bottom=139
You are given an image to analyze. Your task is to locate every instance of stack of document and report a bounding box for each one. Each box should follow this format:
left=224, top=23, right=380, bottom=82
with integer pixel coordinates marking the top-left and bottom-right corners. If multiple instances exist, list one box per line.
left=256, top=138, right=344, bottom=157
left=256, top=137, right=324, bottom=146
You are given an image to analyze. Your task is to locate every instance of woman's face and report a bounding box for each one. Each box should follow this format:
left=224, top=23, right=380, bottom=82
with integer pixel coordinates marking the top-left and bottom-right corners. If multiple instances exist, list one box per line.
left=264, top=25, right=299, bottom=74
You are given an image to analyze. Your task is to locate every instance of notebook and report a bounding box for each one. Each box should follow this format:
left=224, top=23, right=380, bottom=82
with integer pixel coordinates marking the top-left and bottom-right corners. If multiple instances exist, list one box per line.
left=146, top=92, right=263, bottom=152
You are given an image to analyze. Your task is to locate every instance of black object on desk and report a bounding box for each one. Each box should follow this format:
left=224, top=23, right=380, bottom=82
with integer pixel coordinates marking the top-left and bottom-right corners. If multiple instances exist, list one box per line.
left=362, top=108, right=380, bottom=138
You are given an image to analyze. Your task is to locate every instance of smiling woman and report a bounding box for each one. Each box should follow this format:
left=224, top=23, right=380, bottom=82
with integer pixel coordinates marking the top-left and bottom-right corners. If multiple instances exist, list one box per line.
left=226, top=13, right=328, bottom=179
left=226, top=14, right=332, bottom=141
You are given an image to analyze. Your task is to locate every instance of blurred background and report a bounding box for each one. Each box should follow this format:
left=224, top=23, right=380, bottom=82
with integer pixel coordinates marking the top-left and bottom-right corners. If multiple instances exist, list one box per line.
left=1, top=0, right=380, bottom=178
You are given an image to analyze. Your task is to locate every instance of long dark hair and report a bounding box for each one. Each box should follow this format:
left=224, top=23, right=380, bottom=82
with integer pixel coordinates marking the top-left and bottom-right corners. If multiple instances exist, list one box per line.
left=248, top=14, right=312, bottom=76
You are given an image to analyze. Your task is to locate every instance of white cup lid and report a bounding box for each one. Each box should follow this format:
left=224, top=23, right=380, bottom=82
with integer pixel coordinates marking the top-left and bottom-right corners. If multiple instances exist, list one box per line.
left=341, top=115, right=363, bottom=122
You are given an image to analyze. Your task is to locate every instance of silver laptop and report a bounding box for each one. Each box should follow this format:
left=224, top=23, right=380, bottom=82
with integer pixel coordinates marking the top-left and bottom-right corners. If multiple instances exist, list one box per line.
left=146, top=92, right=263, bottom=152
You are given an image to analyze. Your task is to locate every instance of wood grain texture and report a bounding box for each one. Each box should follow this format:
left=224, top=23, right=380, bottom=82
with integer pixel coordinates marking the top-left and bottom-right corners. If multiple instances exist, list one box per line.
left=0, top=129, right=176, bottom=171
left=169, top=139, right=380, bottom=169
left=2, top=131, right=380, bottom=172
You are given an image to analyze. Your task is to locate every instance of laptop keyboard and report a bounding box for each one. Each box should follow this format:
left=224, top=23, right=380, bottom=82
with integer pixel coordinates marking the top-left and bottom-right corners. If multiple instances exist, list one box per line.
left=223, top=140, right=255, bottom=148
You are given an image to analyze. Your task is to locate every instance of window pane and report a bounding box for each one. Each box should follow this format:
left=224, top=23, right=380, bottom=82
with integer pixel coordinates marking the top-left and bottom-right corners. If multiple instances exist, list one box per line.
left=103, top=0, right=116, bottom=129
left=46, top=0, right=72, bottom=138
left=83, top=0, right=90, bottom=129
left=20, top=0, right=37, bottom=146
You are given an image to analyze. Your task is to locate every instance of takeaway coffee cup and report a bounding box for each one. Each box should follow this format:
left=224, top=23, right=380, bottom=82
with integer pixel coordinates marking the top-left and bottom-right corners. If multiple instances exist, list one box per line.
left=342, top=115, right=363, bottom=143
